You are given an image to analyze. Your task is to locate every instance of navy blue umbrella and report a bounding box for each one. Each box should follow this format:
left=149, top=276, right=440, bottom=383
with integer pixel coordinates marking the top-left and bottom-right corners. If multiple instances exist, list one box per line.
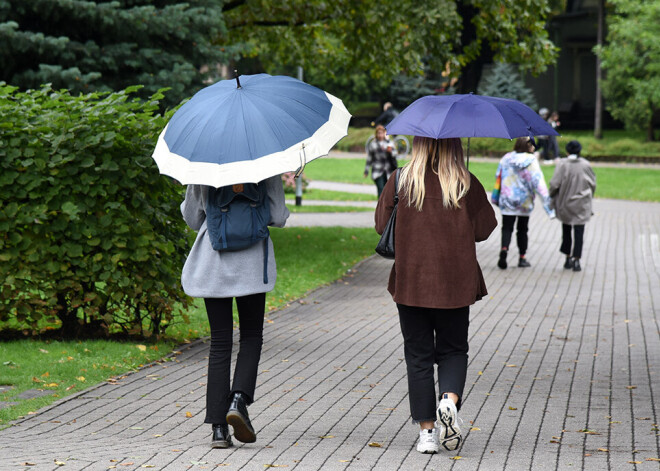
left=152, top=73, right=351, bottom=187
left=386, top=94, right=558, bottom=165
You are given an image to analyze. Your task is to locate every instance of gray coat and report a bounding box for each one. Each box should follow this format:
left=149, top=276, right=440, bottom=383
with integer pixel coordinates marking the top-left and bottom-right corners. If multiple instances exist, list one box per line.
left=549, top=156, right=596, bottom=225
left=180, top=176, right=289, bottom=298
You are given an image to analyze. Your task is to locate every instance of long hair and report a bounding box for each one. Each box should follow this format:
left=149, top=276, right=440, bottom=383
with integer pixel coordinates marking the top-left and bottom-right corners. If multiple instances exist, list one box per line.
left=399, top=137, right=471, bottom=210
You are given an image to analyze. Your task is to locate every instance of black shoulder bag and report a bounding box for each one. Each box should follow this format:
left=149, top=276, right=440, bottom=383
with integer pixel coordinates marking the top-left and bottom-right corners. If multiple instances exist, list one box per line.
left=375, top=168, right=400, bottom=259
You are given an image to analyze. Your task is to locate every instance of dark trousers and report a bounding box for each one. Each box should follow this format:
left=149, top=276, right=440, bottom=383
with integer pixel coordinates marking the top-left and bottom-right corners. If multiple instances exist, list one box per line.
left=397, top=304, right=470, bottom=423
left=561, top=224, right=585, bottom=259
left=501, top=215, right=529, bottom=255
left=203, top=293, right=265, bottom=424
left=374, top=174, right=388, bottom=197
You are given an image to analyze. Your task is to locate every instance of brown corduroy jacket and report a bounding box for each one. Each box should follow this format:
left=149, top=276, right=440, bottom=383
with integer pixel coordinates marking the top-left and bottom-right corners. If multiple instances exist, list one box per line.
left=375, top=169, right=497, bottom=309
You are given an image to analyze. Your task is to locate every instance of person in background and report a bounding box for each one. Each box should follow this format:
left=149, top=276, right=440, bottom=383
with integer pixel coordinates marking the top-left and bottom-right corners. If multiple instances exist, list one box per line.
left=547, top=111, right=561, bottom=160
left=180, top=177, right=289, bottom=448
left=365, top=125, right=397, bottom=196
left=372, top=101, right=400, bottom=127
left=536, top=107, right=551, bottom=162
left=496, top=137, right=555, bottom=269
left=549, top=140, right=596, bottom=272
left=375, top=137, right=497, bottom=454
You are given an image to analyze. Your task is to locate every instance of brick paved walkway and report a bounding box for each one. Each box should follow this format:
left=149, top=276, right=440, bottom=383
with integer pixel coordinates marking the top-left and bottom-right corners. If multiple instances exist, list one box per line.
left=1, top=198, right=659, bottom=470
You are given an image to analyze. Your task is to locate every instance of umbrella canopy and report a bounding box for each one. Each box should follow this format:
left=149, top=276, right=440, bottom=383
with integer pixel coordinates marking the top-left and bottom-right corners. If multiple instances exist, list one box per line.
left=152, top=73, right=351, bottom=187
left=386, top=94, right=558, bottom=140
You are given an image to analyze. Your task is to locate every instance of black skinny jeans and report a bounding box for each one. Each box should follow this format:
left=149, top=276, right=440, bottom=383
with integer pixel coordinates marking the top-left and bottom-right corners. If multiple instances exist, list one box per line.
left=203, top=293, right=266, bottom=425
left=397, top=304, right=470, bottom=423
left=561, top=224, right=585, bottom=259
left=501, top=215, right=529, bottom=255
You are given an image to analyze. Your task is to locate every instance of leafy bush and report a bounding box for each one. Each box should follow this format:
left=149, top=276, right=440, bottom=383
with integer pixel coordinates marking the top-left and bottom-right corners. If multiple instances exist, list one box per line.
left=0, top=84, right=191, bottom=338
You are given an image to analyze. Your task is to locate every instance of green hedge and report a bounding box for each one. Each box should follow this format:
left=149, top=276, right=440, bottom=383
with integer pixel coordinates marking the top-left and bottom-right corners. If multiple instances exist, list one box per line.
left=0, top=84, right=191, bottom=338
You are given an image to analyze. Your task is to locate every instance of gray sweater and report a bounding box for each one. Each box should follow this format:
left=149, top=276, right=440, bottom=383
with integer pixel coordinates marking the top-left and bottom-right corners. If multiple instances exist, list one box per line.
left=180, top=176, right=290, bottom=298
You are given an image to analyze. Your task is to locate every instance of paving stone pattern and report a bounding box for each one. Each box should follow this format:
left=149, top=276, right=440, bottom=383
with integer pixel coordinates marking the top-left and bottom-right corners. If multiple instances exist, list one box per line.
left=0, top=198, right=658, bottom=470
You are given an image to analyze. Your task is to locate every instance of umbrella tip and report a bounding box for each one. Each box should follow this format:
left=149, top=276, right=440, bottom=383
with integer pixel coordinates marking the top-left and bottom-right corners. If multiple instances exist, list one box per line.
left=234, top=70, right=241, bottom=89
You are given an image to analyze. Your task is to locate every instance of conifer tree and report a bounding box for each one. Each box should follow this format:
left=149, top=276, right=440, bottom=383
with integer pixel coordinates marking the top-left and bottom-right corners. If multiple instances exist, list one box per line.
left=477, top=62, right=538, bottom=110
left=0, top=0, right=232, bottom=106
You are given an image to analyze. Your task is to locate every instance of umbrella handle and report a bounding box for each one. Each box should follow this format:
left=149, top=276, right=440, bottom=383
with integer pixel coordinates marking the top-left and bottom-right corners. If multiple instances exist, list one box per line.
left=294, top=143, right=307, bottom=178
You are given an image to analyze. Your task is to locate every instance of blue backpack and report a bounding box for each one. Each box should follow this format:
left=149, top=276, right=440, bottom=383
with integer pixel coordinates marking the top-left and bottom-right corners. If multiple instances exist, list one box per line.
left=206, top=183, right=271, bottom=284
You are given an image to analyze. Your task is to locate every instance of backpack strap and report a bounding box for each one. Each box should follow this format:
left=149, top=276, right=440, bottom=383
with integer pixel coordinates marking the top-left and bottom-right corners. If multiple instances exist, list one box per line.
left=262, top=235, right=269, bottom=284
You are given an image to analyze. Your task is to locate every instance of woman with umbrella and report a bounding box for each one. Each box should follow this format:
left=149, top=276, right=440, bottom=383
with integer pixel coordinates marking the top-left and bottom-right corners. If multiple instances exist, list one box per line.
left=152, top=73, right=350, bottom=448
left=181, top=179, right=289, bottom=447
left=375, top=137, right=497, bottom=453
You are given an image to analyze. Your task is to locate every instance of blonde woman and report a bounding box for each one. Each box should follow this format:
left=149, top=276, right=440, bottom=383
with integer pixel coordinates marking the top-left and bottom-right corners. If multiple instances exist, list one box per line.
left=375, top=137, right=497, bottom=454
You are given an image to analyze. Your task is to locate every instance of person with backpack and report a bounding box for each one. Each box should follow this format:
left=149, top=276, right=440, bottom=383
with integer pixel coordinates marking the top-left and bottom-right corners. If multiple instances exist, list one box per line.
left=180, top=175, right=289, bottom=448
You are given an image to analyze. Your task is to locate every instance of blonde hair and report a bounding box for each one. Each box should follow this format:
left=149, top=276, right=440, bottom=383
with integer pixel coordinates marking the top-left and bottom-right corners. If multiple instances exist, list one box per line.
left=399, top=137, right=471, bottom=210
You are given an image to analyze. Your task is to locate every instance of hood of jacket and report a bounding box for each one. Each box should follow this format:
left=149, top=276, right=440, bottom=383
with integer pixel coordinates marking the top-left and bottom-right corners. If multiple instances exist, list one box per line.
left=503, top=151, right=536, bottom=170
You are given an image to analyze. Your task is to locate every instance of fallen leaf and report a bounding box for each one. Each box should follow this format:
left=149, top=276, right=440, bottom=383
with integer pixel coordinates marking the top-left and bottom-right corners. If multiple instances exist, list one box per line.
left=76, top=376, right=86, bottom=382
left=598, top=448, right=609, bottom=452
left=626, top=385, right=637, bottom=389
left=339, top=460, right=351, bottom=462
left=46, top=383, right=59, bottom=387
left=186, top=411, right=193, bottom=418
left=120, top=463, right=134, bottom=466
left=153, top=434, right=162, bottom=437
left=646, top=458, right=660, bottom=461
left=136, top=345, right=147, bottom=352
left=509, top=407, right=518, bottom=410
left=263, top=465, right=288, bottom=468
left=506, top=364, right=517, bottom=367
left=368, top=442, right=382, bottom=448
left=141, top=466, right=155, bottom=468
left=319, top=435, right=334, bottom=439
left=470, top=427, right=481, bottom=431
left=20, top=463, right=36, bottom=467
left=39, top=348, right=49, bottom=353
left=66, top=385, right=76, bottom=391
left=628, top=461, right=642, bottom=464
left=129, top=426, right=143, bottom=430
left=450, top=456, right=462, bottom=460
left=41, top=372, right=50, bottom=377
left=54, top=461, right=66, bottom=466
left=478, top=371, right=483, bottom=375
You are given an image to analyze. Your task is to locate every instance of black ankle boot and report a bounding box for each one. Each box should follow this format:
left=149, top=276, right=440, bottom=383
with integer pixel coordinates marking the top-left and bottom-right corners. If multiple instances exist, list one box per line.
left=498, top=249, right=508, bottom=269
left=226, top=392, right=256, bottom=443
left=211, top=424, right=232, bottom=448
left=564, top=256, right=573, bottom=269
left=518, top=256, right=531, bottom=267
left=573, top=259, right=581, bottom=272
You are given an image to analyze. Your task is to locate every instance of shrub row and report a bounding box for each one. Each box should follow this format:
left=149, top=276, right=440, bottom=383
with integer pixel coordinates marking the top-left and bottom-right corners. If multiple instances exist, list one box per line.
left=0, top=84, right=191, bottom=338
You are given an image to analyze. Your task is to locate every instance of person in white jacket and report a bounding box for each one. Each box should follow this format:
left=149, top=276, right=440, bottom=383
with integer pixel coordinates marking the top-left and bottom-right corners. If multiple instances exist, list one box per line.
left=495, top=137, right=555, bottom=269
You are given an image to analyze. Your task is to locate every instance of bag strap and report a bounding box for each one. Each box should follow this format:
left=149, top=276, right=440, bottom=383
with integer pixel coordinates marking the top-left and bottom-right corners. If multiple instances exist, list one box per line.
left=393, top=168, right=401, bottom=206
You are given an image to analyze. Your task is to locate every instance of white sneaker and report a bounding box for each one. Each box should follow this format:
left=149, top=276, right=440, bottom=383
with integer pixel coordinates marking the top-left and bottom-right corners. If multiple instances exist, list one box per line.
left=437, top=394, right=462, bottom=451
left=416, top=428, right=439, bottom=454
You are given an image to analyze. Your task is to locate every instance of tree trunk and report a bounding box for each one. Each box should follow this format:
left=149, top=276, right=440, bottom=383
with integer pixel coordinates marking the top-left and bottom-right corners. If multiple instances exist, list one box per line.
left=57, top=293, right=80, bottom=338
left=594, top=0, right=605, bottom=139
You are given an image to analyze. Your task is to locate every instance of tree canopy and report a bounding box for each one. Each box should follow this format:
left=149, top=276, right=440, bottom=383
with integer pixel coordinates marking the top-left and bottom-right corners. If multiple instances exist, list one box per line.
left=0, top=0, right=234, bottom=106
left=596, top=0, right=660, bottom=140
left=220, top=0, right=558, bottom=94
left=1, top=0, right=559, bottom=107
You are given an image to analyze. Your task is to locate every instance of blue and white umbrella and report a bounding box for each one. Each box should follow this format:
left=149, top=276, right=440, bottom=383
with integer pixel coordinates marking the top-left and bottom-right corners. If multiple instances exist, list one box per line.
left=152, top=73, right=351, bottom=187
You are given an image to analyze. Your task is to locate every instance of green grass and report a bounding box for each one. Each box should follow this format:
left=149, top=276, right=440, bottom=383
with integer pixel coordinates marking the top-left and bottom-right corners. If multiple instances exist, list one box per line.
left=0, top=227, right=380, bottom=426
left=302, top=189, right=377, bottom=201
left=0, top=339, right=175, bottom=426
left=287, top=205, right=373, bottom=213
left=334, top=127, right=660, bottom=160
left=305, top=158, right=660, bottom=203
